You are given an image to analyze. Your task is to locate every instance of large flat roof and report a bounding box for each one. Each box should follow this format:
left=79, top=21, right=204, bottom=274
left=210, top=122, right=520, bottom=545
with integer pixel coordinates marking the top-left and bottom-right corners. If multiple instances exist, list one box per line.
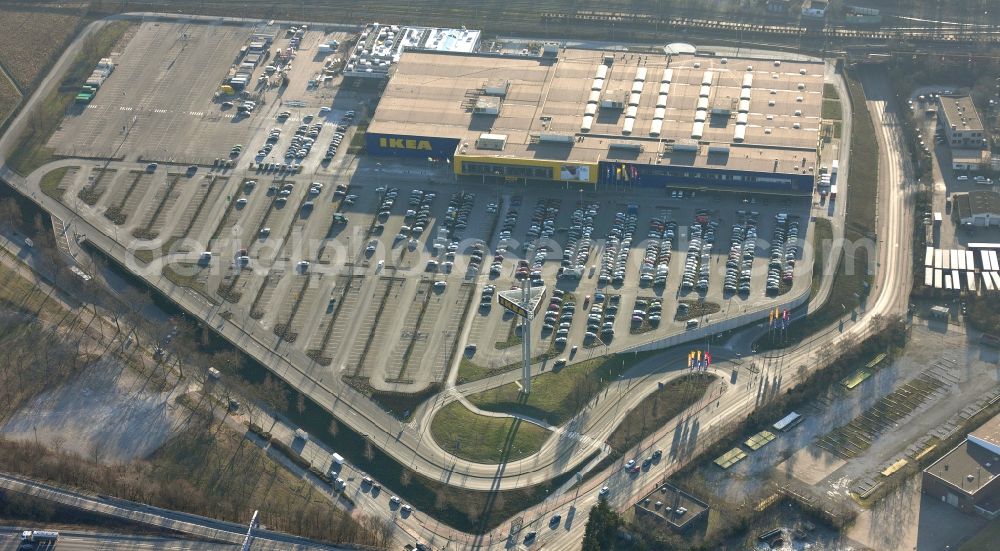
left=925, top=440, right=1000, bottom=496
left=940, top=95, right=984, bottom=133
left=970, top=411, right=1000, bottom=455
left=369, top=49, right=822, bottom=175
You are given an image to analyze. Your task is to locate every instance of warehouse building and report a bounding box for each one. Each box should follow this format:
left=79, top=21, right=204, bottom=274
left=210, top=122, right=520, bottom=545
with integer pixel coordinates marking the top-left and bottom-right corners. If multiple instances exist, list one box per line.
left=938, top=95, right=987, bottom=150
left=366, top=48, right=823, bottom=195
left=923, top=411, right=1000, bottom=519
left=953, top=190, right=1000, bottom=227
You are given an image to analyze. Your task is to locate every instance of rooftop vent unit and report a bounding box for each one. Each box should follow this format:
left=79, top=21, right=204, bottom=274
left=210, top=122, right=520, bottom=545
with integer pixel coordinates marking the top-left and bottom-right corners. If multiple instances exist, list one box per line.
left=537, top=133, right=574, bottom=144
left=484, top=79, right=510, bottom=97
left=609, top=142, right=643, bottom=152
left=473, top=96, right=502, bottom=115
left=601, top=93, right=626, bottom=109
left=475, top=133, right=508, bottom=150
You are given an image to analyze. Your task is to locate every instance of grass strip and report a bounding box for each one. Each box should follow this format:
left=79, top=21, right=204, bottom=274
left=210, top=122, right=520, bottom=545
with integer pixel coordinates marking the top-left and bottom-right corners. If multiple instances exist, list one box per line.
left=7, top=21, right=131, bottom=176
left=430, top=401, right=550, bottom=463
left=467, top=351, right=657, bottom=426
left=38, top=166, right=71, bottom=200
left=606, top=373, right=716, bottom=454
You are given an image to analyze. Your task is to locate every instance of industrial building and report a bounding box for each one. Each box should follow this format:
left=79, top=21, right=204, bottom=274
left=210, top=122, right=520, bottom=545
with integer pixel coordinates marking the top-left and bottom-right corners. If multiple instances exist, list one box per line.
left=923, top=411, right=1000, bottom=519
left=938, top=95, right=987, bottom=150
left=954, top=190, right=1000, bottom=227
left=365, top=48, right=824, bottom=195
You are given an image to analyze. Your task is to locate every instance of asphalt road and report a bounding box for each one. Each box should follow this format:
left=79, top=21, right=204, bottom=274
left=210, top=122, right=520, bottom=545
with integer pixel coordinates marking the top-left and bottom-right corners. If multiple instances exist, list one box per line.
left=0, top=473, right=347, bottom=551
left=0, top=527, right=237, bottom=550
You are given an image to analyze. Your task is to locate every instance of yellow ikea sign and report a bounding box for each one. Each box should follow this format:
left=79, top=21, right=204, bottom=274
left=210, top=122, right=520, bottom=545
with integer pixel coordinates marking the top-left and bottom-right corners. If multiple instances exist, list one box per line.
left=379, top=137, right=432, bottom=151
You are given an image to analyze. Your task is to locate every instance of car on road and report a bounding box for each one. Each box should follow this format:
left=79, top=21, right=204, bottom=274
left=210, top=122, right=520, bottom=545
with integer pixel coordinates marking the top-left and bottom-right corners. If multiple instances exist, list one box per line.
left=549, top=514, right=561, bottom=527
left=625, top=459, right=636, bottom=470
left=390, top=496, right=400, bottom=507
left=401, top=504, right=412, bottom=516
left=599, top=486, right=609, bottom=496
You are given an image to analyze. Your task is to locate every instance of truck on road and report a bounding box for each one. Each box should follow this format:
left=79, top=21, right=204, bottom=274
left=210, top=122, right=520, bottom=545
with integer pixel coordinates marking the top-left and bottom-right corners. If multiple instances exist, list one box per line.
left=20, top=530, right=59, bottom=544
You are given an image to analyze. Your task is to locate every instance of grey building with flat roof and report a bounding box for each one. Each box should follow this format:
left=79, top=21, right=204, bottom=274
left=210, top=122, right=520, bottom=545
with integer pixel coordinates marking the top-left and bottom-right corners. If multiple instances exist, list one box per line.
left=923, top=412, right=1000, bottom=518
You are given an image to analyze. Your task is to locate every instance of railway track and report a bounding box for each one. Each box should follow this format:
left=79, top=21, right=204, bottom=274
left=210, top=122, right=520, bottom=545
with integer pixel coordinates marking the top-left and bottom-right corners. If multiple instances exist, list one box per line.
left=541, top=11, right=1000, bottom=45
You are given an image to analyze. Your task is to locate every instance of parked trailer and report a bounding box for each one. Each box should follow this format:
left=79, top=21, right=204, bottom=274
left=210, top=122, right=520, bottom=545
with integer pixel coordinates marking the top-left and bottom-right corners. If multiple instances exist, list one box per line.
left=773, top=412, right=803, bottom=432
left=925, top=246, right=933, bottom=268
left=991, top=250, right=999, bottom=271
left=983, top=272, right=996, bottom=291
left=967, top=250, right=975, bottom=272
left=924, top=267, right=933, bottom=287
left=934, top=269, right=942, bottom=289
left=967, top=271, right=976, bottom=292
left=21, top=530, right=59, bottom=543
left=934, top=249, right=943, bottom=269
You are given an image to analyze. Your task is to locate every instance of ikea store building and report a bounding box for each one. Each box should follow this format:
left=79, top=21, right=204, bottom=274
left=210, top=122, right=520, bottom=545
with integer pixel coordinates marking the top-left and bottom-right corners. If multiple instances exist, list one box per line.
left=365, top=47, right=825, bottom=195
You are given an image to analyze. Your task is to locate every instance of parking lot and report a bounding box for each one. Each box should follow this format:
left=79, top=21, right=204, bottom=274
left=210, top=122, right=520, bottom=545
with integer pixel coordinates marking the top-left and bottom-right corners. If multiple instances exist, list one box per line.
left=50, top=21, right=355, bottom=170
left=462, top=184, right=812, bottom=372
left=44, top=20, right=817, bottom=400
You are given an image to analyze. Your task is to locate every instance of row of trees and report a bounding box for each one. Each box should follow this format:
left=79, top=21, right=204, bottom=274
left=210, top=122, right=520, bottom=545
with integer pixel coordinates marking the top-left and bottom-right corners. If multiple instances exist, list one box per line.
left=0, top=192, right=393, bottom=546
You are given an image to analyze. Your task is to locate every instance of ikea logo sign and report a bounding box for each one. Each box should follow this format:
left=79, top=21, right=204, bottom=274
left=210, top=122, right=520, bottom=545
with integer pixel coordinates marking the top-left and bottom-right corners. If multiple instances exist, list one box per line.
left=379, top=137, right=433, bottom=151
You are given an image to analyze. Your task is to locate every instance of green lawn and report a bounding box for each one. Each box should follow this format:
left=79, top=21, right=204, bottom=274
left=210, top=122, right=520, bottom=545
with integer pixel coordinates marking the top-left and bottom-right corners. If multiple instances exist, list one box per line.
left=467, top=352, right=656, bottom=426
left=822, top=99, right=842, bottom=121
left=430, top=401, right=551, bottom=463
left=7, top=21, right=131, bottom=176
left=823, top=83, right=840, bottom=100
left=811, top=218, right=833, bottom=297
left=38, top=166, right=71, bottom=200
left=606, top=373, right=715, bottom=453
left=0, top=70, right=20, bottom=128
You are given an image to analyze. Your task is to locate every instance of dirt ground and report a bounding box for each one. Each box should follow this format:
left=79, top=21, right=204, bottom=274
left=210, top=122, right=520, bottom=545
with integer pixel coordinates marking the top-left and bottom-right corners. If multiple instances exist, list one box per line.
left=1, top=357, right=186, bottom=462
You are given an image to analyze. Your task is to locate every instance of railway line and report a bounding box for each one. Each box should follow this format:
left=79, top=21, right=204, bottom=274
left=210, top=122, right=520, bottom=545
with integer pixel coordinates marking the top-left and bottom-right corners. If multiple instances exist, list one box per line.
left=541, top=11, right=1000, bottom=46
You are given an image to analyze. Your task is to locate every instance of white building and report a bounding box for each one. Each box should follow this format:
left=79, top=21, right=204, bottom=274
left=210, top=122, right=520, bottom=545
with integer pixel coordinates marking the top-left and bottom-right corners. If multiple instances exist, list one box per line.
left=939, top=95, right=987, bottom=150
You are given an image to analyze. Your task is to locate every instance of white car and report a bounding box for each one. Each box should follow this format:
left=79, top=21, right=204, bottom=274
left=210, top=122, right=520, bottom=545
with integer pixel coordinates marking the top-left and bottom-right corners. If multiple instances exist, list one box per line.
left=376, top=260, right=385, bottom=272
